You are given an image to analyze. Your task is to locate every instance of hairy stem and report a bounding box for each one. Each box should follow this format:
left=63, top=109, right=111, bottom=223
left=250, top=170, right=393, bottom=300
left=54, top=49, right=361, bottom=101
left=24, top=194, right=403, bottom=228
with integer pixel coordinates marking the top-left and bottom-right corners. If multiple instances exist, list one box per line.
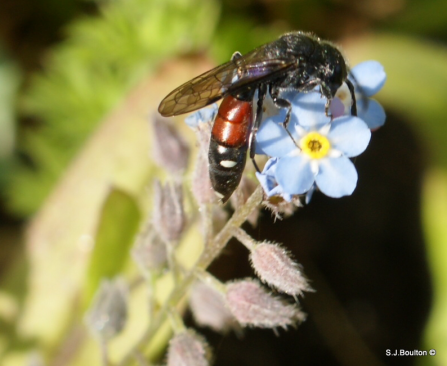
left=117, top=185, right=263, bottom=366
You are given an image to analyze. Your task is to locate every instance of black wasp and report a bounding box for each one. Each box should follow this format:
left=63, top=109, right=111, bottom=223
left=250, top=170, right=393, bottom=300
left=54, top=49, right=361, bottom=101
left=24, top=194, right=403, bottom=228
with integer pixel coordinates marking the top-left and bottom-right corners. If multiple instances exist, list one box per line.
left=158, top=31, right=357, bottom=203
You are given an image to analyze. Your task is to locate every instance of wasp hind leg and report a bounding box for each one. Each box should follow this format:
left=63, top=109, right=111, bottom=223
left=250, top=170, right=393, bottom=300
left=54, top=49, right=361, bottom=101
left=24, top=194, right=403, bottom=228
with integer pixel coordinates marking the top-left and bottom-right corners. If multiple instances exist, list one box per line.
left=248, top=84, right=267, bottom=173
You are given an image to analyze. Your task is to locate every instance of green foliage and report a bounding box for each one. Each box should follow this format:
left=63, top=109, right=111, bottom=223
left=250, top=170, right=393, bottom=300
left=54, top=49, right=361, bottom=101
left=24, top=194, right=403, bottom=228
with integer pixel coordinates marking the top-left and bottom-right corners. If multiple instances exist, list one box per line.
left=0, top=50, right=20, bottom=187
left=83, top=188, right=140, bottom=308
left=210, top=17, right=281, bottom=63
left=8, top=0, right=220, bottom=216
left=387, top=0, right=447, bottom=37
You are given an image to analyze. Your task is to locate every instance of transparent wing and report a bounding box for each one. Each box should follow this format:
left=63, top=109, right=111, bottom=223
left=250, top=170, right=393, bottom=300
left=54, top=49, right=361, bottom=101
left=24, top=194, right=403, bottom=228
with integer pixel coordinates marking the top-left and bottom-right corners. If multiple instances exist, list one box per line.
left=158, top=47, right=296, bottom=116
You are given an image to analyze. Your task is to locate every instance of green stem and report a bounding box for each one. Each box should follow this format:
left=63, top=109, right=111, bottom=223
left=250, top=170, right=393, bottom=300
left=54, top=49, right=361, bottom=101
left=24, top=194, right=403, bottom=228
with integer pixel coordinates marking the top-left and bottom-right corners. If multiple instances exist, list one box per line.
left=197, top=185, right=262, bottom=269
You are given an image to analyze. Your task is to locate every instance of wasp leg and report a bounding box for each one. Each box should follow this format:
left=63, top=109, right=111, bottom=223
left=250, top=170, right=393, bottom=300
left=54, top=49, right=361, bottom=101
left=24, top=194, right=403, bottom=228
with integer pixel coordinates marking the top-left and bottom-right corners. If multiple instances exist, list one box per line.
left=248, top=84, right=267, bottom=172
left=270, top=87, right=299, bottom=147
left=231, top=51, right=242, bottom=61
left=346, top=79, right=357, bottom=116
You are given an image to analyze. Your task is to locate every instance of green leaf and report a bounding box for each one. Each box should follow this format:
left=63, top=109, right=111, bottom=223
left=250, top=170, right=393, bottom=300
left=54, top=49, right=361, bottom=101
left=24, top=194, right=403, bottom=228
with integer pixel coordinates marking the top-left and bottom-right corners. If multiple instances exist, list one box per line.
left=83, top=188, right=141, bottom=308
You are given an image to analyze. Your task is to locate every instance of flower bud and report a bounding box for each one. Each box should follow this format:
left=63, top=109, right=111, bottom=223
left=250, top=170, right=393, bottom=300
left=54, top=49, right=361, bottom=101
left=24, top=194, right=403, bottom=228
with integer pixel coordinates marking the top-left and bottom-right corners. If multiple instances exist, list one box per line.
left=167, top=330, right=211, bottom=366
left=151, top=113, right=190, bottom=174
left=152, top=180, right=186, bottom=242
left=191, top=122, right=215, bottom=205
left=131, top=224, right=167, bottom=274
left=85, top=278, right=128, bottom=340
left=250, top=242, right=312, bottom=297
left=225, top=279, right=305, bottom=329
left=189, top=281, right=237, bottom=332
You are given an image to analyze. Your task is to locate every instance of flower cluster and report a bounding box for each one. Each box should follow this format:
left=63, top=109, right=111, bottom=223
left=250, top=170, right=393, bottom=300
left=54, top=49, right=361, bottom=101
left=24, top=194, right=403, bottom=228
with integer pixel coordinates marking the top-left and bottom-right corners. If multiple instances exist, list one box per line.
left=256, top=60, right=386, bottom=202
left=83, top=60, right=386, bottom=366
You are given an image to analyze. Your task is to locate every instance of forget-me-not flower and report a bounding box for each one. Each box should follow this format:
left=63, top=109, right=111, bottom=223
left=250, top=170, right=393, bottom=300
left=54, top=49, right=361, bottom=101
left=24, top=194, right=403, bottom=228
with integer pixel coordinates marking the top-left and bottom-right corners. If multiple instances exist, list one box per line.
left=256, top=92, right=371, bottom=198
left=332, top=61, right=386, bottom=129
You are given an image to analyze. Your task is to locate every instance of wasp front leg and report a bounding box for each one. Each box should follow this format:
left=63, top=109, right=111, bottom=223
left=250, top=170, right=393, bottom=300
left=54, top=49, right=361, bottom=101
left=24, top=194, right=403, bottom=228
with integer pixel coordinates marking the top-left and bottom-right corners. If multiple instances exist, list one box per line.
left=269, top=86, right=299, bottom=147
left=346, top=79, right=357, bottom=116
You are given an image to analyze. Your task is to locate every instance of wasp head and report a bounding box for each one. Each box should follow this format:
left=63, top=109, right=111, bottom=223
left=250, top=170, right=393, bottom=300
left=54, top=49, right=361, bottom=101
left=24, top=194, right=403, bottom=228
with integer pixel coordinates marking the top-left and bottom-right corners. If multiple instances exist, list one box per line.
left=319, top=43, right=348, bottom=99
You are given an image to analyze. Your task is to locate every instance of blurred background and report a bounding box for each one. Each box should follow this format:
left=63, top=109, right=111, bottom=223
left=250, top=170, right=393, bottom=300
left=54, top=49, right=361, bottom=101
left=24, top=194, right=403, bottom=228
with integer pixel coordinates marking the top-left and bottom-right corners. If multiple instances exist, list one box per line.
left=0, top=0, right=447, bottom=365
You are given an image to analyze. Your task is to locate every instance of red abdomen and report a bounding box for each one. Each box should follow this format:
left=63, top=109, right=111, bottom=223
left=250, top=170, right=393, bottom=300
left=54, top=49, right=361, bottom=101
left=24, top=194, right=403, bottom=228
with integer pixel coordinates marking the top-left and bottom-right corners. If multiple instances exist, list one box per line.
left=211, top=95, right=253, bottom=147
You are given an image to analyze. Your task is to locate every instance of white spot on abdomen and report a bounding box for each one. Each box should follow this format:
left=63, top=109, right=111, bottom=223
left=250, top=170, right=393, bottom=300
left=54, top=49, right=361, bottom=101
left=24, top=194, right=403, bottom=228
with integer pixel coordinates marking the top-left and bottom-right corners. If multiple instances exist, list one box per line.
left=220, top=160, right=237, bottom=168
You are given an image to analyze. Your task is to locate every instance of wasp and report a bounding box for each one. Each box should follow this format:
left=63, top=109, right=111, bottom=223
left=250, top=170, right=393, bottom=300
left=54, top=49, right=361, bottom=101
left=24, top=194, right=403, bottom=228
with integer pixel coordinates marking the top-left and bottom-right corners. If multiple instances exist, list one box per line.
left=158, top=31, right=357, bottom=203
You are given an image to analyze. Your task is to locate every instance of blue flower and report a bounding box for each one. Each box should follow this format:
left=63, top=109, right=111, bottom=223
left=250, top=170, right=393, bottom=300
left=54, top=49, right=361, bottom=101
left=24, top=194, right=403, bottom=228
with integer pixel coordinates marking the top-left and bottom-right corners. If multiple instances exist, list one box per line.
left=256, top=157, right=316, bottom=204
left=256, top=92, right=371, bottom=198
left=332, top=61, right=386, bottom=130
left=184, top=103, right=218, bottom=128
left=255, top=158, right=293, bottom=202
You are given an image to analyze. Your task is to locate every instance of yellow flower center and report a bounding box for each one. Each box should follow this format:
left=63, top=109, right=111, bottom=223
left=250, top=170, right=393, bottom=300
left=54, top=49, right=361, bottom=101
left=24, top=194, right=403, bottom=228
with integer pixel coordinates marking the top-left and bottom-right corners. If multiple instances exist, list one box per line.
left=300, top=132, right=331, bottom=159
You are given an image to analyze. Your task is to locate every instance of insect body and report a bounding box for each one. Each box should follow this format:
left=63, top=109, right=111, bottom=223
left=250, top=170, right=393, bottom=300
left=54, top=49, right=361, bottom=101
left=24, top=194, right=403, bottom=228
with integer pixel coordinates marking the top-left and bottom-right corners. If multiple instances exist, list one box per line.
left=208, top=88, right=255, bottom=202
left=158, top=31, right=357, bottom=202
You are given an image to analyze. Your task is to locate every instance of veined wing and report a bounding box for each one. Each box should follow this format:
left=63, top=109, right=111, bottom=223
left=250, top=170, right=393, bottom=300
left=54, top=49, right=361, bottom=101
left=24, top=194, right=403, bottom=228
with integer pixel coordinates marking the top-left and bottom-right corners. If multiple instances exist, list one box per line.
left=158, top=48, right=296, bottom=116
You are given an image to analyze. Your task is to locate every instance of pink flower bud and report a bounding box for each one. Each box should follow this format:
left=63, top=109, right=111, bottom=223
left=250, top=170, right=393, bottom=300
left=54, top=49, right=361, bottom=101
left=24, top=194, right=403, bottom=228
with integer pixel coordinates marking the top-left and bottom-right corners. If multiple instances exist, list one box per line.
left=225, top=279, right=305, bottom=329
left=167, top=330, right=211, bottom=366
left=191, top=123, right=215, bottom=205
left=250, top=242, right=312, bottom=297
left=151, top=114, right=190, bottom=174
left=152, top=180, right=185, bottom=242
left=189, top=281, right=237, bottom=332
left=85, top=278, right=128, bottom=340
left=131, top=224, right=167, bottom=273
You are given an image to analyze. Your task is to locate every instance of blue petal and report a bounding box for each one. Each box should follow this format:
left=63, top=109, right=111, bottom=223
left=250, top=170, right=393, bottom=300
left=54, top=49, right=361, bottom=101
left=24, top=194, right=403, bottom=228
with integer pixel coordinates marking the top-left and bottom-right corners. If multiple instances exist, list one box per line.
left=275, top=155, right=315, bottom=194
left=315, top=157, right=358, bottom=197
left=350, top=61, right=386, bottom=97
left=328, top=116, right=371, bottom=157
left=184, top=104, right=218, bottom=128
left=256, top=170, right=278, bottom=195
left=291, top=93, right=331, bottom=128
left=255, top=143, right=266, bottom=155
left=263, top=156, right=278, bottom=175
left=305, top=184, right=316, bottom=204
left=359, top=99, right=386, bottom=130
left=256, top=113, right=296, bottom=157
left=256, top=158, right=293, bottom=201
